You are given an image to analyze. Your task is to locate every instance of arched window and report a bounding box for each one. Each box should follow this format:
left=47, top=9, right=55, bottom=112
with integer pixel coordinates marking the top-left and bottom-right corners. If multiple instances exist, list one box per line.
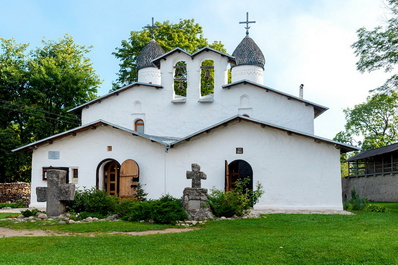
left=135, top=119, right=144, bottom=133
left=174, top=61, right=187, bottom=97
left=133, top=101, right=142, bottom=113
left=201, top=60, right=214, bottom=96
left=240, top=95, right=250, bottom=108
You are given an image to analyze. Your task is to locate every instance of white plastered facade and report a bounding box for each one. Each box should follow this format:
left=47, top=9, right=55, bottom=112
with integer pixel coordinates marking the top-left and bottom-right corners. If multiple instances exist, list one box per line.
left=18, top=41, right=355, bottom=210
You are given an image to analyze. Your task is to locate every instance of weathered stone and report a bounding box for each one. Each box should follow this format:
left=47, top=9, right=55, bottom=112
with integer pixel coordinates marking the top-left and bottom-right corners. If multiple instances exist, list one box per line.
left=37, top=213, right=48, bottom=220
left=186, top=164, right=206, bottom=189
left=182, top=163, right=213, bottom=221
left=36, top=169, right=75, bottom=217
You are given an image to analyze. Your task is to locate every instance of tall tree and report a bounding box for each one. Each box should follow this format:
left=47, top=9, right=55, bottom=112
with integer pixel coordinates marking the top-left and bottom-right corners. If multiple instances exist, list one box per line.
left=0, top=35, right=101, bottom=182
left=334, top=92, right=398, bottom=151
left=352, top=0, right=398, bottom=93
left=112, top=19, right=226, bottom=92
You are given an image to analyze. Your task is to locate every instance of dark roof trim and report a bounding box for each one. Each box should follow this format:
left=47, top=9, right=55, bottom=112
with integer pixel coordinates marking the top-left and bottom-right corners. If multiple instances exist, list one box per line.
left=171, top=115, right=358, bottom=153
left=191, top=47, right=235, bottom=64
left=222, top=80, right=328, bottom=118
left=12, top=120, right=174, bottom=153
left=346, top=143, right=398, bottom=162
left=152, top=47, right=235, bottom=68
left=68, top=82, right=163, bottom=115
left=152, top=48, right=191, bottom=68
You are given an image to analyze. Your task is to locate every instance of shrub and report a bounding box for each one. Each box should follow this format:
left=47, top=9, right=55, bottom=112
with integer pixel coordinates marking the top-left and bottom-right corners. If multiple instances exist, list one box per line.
left=20, top=208, right=44, bottom=217
left=208, top=178, right=264, bottom=217
left=123, top=194, right=188, bottom=224
left=135, top=183, right=148, bottom=202
left=116, top=198, right=140, bottom=218
left=66, top=187, right=120, bottom=216
left=365, top=204, right=389, bottom=212
left=343, top=189, right=369, bottom=211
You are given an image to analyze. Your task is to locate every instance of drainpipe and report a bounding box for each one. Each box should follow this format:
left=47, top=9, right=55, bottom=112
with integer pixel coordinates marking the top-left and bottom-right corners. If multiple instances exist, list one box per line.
left=164, top=145, right=170, bottom=194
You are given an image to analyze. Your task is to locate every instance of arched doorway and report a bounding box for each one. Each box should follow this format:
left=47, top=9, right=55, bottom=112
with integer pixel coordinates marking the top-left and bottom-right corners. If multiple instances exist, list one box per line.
left=225, top=160, right=253, bottom=192
left=96, top=159, right=139, bottom=198
left=104, top=160, right=119, bottom=195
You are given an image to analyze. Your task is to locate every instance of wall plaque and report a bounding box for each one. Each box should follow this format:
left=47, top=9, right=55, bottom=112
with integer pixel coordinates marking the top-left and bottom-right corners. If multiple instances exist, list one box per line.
left=48, top=151, right=60, bottom=160
left=236, top=147, right=243, bottom=154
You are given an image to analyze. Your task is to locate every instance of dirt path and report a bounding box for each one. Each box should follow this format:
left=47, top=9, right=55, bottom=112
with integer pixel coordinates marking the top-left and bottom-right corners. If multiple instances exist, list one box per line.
left=0, top=227, right=195, bottom=238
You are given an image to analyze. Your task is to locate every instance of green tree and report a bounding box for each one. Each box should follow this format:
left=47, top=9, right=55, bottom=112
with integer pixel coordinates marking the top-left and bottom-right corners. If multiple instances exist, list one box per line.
left=112, top=18, right=227, bottom=95
left=24, top=35, right=100, bottom=141
left=0, top=35, right=100, bottom=182
left=334, top=92, right=398, bottom=151
left=352, top=0, right=398, bottom=93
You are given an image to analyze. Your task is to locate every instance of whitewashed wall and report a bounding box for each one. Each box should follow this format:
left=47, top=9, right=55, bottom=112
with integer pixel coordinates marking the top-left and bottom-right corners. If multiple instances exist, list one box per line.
left=30, top=119, right=342, bottom=210
left=30, top=125, right=167, bottom=208
left=165, top=120, right=342, bottom=210
left=81, top=51, right=315, bottom=138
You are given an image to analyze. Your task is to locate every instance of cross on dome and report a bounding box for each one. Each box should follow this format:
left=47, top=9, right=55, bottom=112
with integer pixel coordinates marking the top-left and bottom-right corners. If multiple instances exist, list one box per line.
left=145, top=17, right=159, bottom=40
left=239, top=12, right=256, bottom=36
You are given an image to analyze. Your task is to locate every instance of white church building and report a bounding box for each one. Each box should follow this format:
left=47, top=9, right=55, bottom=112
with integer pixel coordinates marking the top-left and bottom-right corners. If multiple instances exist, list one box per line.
left=14, top=20, right=357, bottom=210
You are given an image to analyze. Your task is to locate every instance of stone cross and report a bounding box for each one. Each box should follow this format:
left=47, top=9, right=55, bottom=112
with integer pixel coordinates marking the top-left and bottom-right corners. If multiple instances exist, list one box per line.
left=239, top=12, right=256, bottom=36
left=36, top=169, right=75, bottom=216
left=186, top=163, right=207, bottom=189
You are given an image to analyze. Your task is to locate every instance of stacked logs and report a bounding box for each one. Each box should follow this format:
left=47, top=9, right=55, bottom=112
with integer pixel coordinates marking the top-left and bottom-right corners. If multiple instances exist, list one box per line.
left=0, top=182, right=30, bottom=206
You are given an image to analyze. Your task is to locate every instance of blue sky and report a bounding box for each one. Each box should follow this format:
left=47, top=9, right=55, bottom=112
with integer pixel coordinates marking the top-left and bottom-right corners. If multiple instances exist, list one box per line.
left=0, top=0, right=391, bottom=139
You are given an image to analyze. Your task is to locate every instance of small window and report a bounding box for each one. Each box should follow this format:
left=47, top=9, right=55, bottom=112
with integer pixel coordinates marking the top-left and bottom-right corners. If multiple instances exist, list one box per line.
left=135, top=119, right=144, bottom=133
left=73, top=168, right=78, bottom=179
left=72, top=168, right=79, bottom=184
left=42, top=167, right=69, bottom=182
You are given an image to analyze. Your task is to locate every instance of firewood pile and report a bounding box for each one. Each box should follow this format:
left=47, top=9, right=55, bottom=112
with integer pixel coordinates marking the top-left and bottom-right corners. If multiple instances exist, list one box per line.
left=0, top=182, right=30, bottom=206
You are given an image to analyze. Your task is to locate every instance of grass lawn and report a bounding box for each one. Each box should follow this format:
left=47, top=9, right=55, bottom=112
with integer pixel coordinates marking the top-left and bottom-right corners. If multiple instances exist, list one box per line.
left=1, top=209, right=398, bottom=264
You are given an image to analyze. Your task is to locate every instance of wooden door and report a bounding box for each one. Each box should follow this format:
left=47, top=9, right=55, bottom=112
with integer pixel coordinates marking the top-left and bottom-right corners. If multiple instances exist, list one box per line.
left=225, top=160, right=230, bottom=191
left=119, top=159, right=139, bottom=198
left=104, top=161, right=119, bottom=195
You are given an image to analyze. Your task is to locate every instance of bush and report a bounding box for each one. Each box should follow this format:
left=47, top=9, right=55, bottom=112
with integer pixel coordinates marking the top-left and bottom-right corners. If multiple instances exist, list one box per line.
left=116, top=198, right=140, bottom=218
left=135, top=183, right=148, bottom=202
left=66, top=187, right=120, bottom=216
left=123, top=194, right=188, bottom=224
left=365, top=204, right=389, bottom=212
left=20, top=208, right=44, bottom=217
left=343, top=189, right=369, bottom=211
left=208, top=178, right=264, bottom=217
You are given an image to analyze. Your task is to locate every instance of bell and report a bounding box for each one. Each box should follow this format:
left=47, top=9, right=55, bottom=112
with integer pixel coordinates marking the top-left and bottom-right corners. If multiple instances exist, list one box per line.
left=204, top=69, right=211, bottom=79
left=175, top=68, right=183, bottom=78
left=178, top=81, right=184, bottom=89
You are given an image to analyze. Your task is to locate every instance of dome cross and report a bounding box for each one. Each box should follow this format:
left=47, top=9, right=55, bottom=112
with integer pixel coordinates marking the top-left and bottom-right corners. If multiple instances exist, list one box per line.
left=145, top=17, right=159, bottom=40
left=239, top=12, right=256, bottom=36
